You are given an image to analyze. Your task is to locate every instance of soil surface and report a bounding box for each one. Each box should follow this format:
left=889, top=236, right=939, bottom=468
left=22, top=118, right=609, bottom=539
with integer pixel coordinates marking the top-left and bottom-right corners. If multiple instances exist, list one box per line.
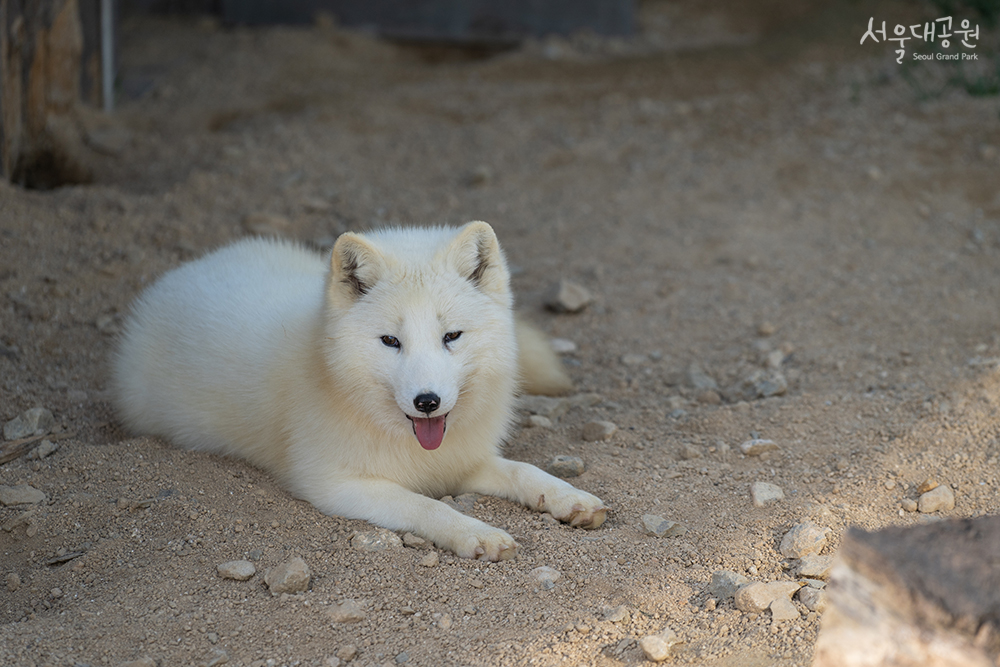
left=2, top=2, right=1000, bottom=666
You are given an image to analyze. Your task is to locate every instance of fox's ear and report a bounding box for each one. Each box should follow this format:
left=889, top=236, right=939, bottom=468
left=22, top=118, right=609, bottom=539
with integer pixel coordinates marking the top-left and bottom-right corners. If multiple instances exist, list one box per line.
left=447, top=221, right=509, bottom=295
left=329, top=232, right=385, bottom=301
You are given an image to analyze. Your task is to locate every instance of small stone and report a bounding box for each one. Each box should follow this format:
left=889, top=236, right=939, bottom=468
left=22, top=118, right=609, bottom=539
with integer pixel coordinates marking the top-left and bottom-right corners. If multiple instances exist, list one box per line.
left=402, top=533, right=431, bottom=549
left=766, top=349, right=786, bottom=369
left=582, top=420, right=617, bottom=441
left=734, top=581, right=803, bottom=614
left=641, top=514, right=687, bottom=538
left=757, top=321, right=777, bottom=336
left=351, top=528, right=404, bottom=551
left=769, top=596, right=799, bottom=621
left=243, top=212, right=291, bottom=236
left=918, top=485, right=955, bottom=513
left=328, top=599, right=366, bottom=623
left=545, top=279, right=593, bottom=313
left=679, top=443, right=702, bottom=460
left=395, top=652, right=409, bottom=664
left=798, top=586, right=828, bottom=612
left=118, top=657, right=157, bottom=667
left=638, top=628, right=680, bottom=662
left=709, top=570, right=750, bottom=600
left=441, top=493, right=478, bottom=514
left=779, top=522, right=830, bottom=558
left=518, top=394, right=570, bottom=419
left=696, top=390, right=722, bottom=405
left=27, top=439, right=59, bottom=460
left=207, top=632, right=219, bottom=644
left=419, top=552, right=439, bottom=567
left=465, top=165, right=492, bottom=187
left=324, top=658, right=341, bottom=667
left=50, top=587, right=63, bottom=598
left=530, top=566, right=561, bottom=589
left=604, top=605, right=630, bottom=623
left=797, top=554, right=833, bottom=579
left=525, top=414, right=553, bottom=428
left=7, top=572, right=21, bottom=591
left=438, top=613, right=453, bottom=630
left=336, top=644, right=359, bottom=661
left=750, top=481, right=784, bottom=507
left=550, top=338, right=577, bottom=354
left=901, top=498, right=918, bottom=512
left=217, top=560, right=256, bottom=581
left=917, top=479, right=939, bottom=494
left=687, top=363, right=718, bottom=391
left=546, top=455, right=585, bottom=478
left=749, top=370, right=788, bottom=398
left=621, top=353, right=647, bottom=366
left=884, top=479, right=896, bottom=490
left=264, top=557, right=310, bottom=594
left=3, top=407, right=54, bottom=440
left=67, top=389, right=88, bottom=404
left=0, top=484, right=47, bottom=506
left=740, top=439, right=779, bottom=456
left=704, top=598, right=717, bottom=611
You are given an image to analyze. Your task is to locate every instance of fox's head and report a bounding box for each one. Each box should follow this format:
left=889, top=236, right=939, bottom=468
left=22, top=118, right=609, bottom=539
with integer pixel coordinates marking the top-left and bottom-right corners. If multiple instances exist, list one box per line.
left=323, top=221, right=518, bottom=451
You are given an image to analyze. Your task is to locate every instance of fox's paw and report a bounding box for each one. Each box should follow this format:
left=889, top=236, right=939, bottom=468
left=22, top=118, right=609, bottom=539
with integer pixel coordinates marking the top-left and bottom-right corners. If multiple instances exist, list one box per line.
left=453, top=526, right=520, bottom=562
left=539, top=490, right=609, bottom=530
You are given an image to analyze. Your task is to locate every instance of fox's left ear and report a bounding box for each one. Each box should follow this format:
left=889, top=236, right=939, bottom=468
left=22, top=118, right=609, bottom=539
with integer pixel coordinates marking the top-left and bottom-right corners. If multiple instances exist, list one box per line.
left=447, top=221, right=510, bottom=296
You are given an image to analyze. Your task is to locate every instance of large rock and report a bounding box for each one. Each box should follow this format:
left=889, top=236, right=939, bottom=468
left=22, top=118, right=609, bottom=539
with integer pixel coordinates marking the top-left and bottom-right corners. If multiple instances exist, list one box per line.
left=3, top=408, right=54, bottom=440
left=918, top=485, right=956, bottom=513
left=0, top=484, right=47, bottom=506
left=779, top=521, right=830, bottom=558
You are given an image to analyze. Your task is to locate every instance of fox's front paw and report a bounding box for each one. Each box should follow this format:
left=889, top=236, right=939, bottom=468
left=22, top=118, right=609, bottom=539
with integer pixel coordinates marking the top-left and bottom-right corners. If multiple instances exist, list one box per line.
left=540, top=490, right=608, bottom=530
left=453, top=526, right=520, bottom=562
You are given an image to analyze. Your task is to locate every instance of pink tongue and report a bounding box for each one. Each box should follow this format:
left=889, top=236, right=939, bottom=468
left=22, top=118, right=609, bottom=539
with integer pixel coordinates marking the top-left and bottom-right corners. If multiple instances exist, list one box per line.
left=411, top=416, right=446, bottom=450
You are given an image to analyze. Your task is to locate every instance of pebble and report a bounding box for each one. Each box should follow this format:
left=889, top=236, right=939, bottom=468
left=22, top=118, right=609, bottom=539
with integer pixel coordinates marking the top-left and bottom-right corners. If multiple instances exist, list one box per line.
left=743, top=370, right=788, bottom=399
left=918, top=485, right=955, bottom=513
left=679, top=443, right=702, bottom=460
left=545, top=279, right=593, bottom=313
left=336, top=644, right=359, bottom=661
left=709, top=570, right=749, bottom=600
left=638, top=627, right=680, bottom=662
left=766, top=349, right=786, bottom=369
left=779, top=522, right=830, bottom=558
left=916, top=479, right=939, bottom=494
left=7, top=572, right=21, bottom=591
left=27, top=439, right=59, bottom=460
left=798, top=587, right=828, bottom=612
left=525, top=414, right=553, bottom=428
left=550, top=338, right=577, bottom=354
left=217, top=560, right=256, bottom=581
left=3, top=407, right=54, bottom=440
left=438, top=613, right=453, bottom=630
left=750, top=481, right=784, bottom=507
left=734, top=581, right=803, bottom=614
left=518, top=395, right=569, bottom=419
left=327, top=599, right=366, bottom=623
left=530, top=566, right=561, bottom=590
left=769, top=596, right=800, bottom=621
left=582, top=420, right=617, bottom=441
left=603, top=605, right=630, bottom=623
left=757, top=321, right=777, bottom=336
left=621, top=353, right=647, bottom=366
left=696, top=390, right=722, bottom=405
left=441, top=493, right=478, bottom=514
left=395, top=652, right=409, bottom=664
left=402, top=533, right=431, bottom=549
left=0, top=484, right=47, bottom=506
left=739, top=439, right=779, bottom=456
left=67, top=389, right=88, bottom=404
left=797, top=554, right=833, bottom=579
left=351, top=529, right=404, bottom=551
left=546, top=455, right=585, bottom=478
left=901, top=498, right=918, bottom=512
left=419, top=552, right=439, bottom=567
left=243, top=212, right=291, bottom=237
left=118, top=657, right=157, bottom=667
left=264, top=557, right=310, bottom=594
left=640, top=514, right=687, bottom=538
left=687, top=363, right=718, bottom=391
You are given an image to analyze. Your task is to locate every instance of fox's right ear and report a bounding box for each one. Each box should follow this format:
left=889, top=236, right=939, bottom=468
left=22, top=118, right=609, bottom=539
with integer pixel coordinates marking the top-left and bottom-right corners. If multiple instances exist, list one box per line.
left=329, top=232, right=385, bottom=303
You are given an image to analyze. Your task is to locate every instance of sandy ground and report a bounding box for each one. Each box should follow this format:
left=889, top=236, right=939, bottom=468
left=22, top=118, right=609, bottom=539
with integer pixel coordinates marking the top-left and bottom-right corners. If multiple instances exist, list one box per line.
left=2, top=2, right=1000, bottom=666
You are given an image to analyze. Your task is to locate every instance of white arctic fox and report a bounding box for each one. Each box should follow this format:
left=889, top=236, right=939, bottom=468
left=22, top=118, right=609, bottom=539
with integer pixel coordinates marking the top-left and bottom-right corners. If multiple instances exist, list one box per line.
left=114, top=221, right=607, bottom=560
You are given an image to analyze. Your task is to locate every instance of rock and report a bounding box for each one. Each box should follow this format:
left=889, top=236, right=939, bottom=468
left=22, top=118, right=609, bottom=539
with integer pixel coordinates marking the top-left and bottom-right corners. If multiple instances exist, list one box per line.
left=901, top=498, right=918, bottom=513
left=3, top=407, right=54, bottom=440
left=770, top=596, right=800, bottom=621
left=530, top=566, right=561, bottom=590
left=441, top=493, right=478, bottom=514
left=395, top=652, right=409, bottom=664
left=687, top=363, right=718, bottom=391
left=566, top=393, right=603, bottom=409
left=217, top=560, right=256, bottom=581
left=438, top=613, right=453, bottom=630
left=264, top=557, right=310, bottom=594
left=545, top=279, right=593, bottom=313
left=7, top=572, right=21, bottom=591
left=679, top=443, right=702, bottom=460
left=27, top=439, right=59, bottom=460
left=118, top=657, right=157, bottom=667
left=696, top=390, right=722, bottom=405
left=243, top=212, right=291, bottom=237
left=525, top=414, right=553, bottom=428
left=0, top=484, right=47, bottom=506
left=798, top=586, right=828, bottom=612
left=757, top=321, right=777, bottom=336
left=917, top=479, right=939, bottom=494
left=419, top=552, right=439, bottom=567
left=324, top=657, right=341, bottom=667
left=550, top=338, right=577, bottom=354
left=709, top=570, right=750, bottom=600
left=779, top=522, right=831, bottom=558
left=518, top=394, right=569, bottom=419
left=546, top=455, right=585, bottom=478
left=638, top=628, right=681, bottom=662
left=734, top=581, right=803, bottom=614
left=798, top=554, right=834, bottom=579
left=582, top=420, right=617, bottom=441
left=621, top=353, right=647, bottom=366
left=766, top=349, right=786, bottom=369
left=739, top=439, right=779, bottom=456
left=918, top=485, right=955, bottom=513
left=750, top=481, right=784, bottom=507
left=741, top=370, right=788, bottom=399
left=641, top=514, right=687, bottom=538
left=336, top=644, right=359, bottom=661
left=604, top=605, right=630, bottom=623
left=328, top=599, right=366, bottom=623
left=402, top=533, right=431, bottom=549
left=351, top=529, right=404, bottom=552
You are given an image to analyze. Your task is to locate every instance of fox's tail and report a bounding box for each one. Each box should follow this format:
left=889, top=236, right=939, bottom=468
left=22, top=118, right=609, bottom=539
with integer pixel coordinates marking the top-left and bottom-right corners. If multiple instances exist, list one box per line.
left=515, top=318, right=573, bottom=396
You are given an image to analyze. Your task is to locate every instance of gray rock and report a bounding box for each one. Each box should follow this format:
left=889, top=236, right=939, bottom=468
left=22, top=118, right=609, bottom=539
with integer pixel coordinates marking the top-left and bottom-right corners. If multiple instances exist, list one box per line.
left=779, top=522, right=830, bottom=558
left=739, top=439, right=779, bottom=456
left=621, top=353, right=647, bottom=366
left=734, top=581, right=802, bottom=614
left=518, top=394, right=569, bottom=419
left=679, top=443, right=702, bottom=460
left=709, top=570, right=750, bottom=600
left=441, top=493, right=479, bottom=514
left=750, top=481, right=784, bottom=507
left=687, top=363, right=718, bottom=391
left=798, top=554, right=834, bottom=579
left=402, top=532, right=431, bottom=549
left=530, top=566, right=561, bottom=590
left=770, top=596, right=800, bottom=621
left=524, top=414, right=553, bottom=428
left=27, top=439, right=59, bottom=460
left=419, top=552, right=439, bottom=567
left=918, top=485, right=955, bottom=513
left=550, top=338, right=577, bottom=354
left=582, top=420, right=617, bottom=441
left=0, top=484, right=47, bottom=506
left=3, top=407, right=54, bottom=440
left=641, top=514, right=687, bottom=538
left=901, top=498, right=918, bottom=512
left=546, top=455, right=585, bottom=478
left=336, top=644, right=359, bottom=661
left=744, top=370, right=788, bottom=398
left=264, top=557, right=310, bottom=594
left=217, top=560, right=256, bottom=581
left=545, top=279, right=593, bottom=313
left=395, top=652, right=409, bottom=664
left=328, top=599, right=366, bottom=623
left=6, top=572, right=21, bottom=591
left=351, top=528, right=404, bottom=551
left=638, top=628, right=680, bottom=662
left=798, top=586, right=828, bottom=612
left=603, top=605, right=630, bottom=623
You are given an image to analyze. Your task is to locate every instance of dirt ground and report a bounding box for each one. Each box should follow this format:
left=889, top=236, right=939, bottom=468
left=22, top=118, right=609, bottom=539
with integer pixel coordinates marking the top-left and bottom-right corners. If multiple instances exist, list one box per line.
left=2, top=1, right=1000, bottom=666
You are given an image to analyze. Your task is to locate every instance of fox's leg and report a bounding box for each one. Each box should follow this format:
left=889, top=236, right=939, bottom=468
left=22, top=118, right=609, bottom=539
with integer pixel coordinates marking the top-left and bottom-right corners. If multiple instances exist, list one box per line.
left=315, top=478, right=518, bottom=561
left=459, top=458, right=608, bottom=529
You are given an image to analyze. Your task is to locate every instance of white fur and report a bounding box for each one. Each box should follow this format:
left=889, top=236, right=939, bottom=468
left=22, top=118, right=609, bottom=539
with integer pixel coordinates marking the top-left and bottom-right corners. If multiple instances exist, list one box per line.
left=114, top=222, right=606, bottom=560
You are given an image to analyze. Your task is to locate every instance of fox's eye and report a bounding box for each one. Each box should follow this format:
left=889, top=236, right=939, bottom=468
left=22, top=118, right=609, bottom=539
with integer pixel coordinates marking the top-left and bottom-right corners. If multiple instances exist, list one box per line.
left=380, top=335, right=401, bottom=349
left=443, top=331, right=463, bottom=344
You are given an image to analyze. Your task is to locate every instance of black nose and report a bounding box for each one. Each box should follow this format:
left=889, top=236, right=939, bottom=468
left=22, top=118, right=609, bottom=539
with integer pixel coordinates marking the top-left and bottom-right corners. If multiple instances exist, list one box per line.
left=414, top=392, right=441, bottom=414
